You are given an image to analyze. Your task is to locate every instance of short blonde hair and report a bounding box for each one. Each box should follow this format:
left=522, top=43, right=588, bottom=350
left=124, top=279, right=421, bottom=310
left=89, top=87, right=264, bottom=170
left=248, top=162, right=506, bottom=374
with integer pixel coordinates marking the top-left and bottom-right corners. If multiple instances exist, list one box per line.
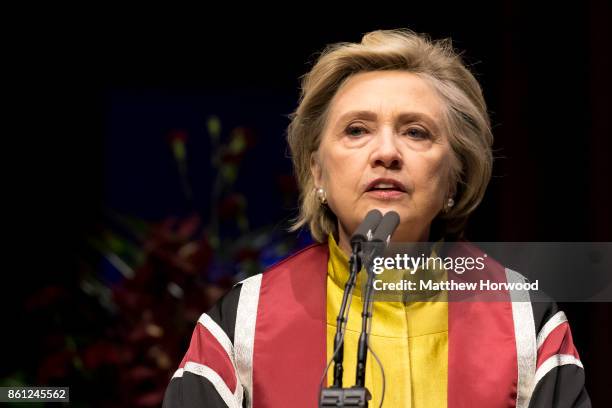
left=287, top=29, right=493, bottom=242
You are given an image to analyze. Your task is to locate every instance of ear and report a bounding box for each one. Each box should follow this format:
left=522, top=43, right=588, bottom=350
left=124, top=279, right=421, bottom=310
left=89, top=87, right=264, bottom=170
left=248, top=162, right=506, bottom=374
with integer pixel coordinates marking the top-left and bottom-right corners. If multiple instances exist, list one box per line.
left=310, top=151, right=323, bottom=187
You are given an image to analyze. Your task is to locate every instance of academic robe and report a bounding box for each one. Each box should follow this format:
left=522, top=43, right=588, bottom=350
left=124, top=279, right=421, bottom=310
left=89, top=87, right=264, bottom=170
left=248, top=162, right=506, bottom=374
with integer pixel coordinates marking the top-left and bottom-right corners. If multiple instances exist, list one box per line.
left=162, top=241, right=591, bottom=407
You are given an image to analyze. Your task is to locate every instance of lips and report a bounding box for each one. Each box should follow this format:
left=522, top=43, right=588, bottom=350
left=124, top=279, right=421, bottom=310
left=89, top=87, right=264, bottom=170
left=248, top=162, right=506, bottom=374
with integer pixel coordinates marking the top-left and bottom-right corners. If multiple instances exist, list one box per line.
left=364, top=178, right=407, bottom=201
left=365, top=178, right=407, bottom=193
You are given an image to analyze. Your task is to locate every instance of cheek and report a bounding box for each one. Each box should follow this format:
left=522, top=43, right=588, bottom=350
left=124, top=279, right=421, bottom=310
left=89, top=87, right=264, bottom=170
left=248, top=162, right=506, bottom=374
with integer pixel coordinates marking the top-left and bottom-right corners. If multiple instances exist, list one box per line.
left=321, top=151, right=365, bottom=195
left=411, top=153, right=451, bottom=196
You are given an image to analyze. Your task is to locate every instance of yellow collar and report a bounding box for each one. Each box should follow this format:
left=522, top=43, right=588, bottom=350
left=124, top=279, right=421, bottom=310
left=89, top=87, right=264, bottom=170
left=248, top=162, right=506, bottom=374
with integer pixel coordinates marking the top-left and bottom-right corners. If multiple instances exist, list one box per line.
left=326, top=233, right=445, bottom=291
left=326, top=233, right=449, bottom=337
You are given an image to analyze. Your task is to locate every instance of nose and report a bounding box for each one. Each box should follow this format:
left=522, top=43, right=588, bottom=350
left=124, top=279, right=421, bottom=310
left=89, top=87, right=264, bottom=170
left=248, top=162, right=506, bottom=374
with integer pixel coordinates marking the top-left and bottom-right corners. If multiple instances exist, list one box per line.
left=370, top=130, right=403, bottom=170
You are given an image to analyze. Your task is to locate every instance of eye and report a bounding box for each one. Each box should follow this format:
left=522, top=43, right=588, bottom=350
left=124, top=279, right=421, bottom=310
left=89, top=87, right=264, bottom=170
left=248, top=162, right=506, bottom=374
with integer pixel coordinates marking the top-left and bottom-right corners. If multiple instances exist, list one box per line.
left=403, top=126, right=431, bottom=140
left=345, top=125, right=368, bottom=138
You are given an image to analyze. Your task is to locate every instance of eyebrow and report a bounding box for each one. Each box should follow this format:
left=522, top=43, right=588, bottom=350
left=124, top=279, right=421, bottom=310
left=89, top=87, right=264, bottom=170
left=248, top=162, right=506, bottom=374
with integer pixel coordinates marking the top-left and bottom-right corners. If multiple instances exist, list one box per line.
left=337, top=110, right=378, bottom=123
left=335, top=110, right=440, bottom=133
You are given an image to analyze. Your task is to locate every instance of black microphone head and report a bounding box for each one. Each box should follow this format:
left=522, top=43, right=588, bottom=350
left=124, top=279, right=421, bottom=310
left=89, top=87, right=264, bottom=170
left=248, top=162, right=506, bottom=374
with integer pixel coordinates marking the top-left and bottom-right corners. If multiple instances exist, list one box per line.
left=372, top=211, right=400, bottom=244
left=350, top=209, right=383, bottom=244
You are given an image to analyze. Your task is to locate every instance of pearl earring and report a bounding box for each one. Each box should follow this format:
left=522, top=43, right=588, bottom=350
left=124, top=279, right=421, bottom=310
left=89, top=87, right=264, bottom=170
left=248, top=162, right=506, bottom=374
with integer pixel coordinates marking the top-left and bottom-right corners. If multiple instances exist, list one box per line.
left=316, top=187, right=327, bottom=205
left=446, top=197, right=455, bottom=209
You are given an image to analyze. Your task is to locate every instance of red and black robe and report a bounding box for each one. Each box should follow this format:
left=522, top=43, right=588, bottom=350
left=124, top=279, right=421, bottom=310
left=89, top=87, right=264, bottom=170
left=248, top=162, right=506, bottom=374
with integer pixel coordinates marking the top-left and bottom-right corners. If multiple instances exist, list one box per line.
left=162, top=241, right=590, bottom=407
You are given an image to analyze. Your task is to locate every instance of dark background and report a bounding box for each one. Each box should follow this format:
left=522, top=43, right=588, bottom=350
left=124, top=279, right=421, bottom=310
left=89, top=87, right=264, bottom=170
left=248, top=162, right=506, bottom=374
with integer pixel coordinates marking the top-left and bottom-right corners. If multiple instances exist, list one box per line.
left=7, top=2, right=611, bottom=406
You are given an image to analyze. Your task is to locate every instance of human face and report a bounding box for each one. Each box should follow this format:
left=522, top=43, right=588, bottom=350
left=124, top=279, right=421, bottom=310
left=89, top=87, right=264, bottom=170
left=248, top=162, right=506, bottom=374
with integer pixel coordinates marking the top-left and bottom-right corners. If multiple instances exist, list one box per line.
left=310, top=70, right=454, bottom=252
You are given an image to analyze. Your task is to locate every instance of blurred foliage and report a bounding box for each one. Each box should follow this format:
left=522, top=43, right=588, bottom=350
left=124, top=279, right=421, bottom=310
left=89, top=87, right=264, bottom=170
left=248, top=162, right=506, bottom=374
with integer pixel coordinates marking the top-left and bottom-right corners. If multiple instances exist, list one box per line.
left=5, top=115, right=310, bottom=407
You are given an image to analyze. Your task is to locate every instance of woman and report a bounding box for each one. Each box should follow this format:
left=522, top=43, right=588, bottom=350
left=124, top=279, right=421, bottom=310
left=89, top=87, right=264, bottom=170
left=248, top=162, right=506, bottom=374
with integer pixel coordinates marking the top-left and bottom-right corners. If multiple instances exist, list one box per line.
left=163, top=29, right=590, bottom=407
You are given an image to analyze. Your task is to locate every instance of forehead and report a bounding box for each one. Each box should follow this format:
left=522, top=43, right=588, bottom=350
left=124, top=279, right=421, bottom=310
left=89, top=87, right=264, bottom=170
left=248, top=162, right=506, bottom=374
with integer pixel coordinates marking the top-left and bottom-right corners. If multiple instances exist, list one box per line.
left=328, top=70, right=445, bottom=122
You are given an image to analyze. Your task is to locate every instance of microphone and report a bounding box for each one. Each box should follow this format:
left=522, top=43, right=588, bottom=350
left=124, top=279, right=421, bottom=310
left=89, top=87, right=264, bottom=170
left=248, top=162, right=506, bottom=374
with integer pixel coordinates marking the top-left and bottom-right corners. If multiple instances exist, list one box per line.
left=360, top=211, right=400, bottom=268
left=350, top=209, right=383, bottom=245
left=371, top=211, right=400, bottom=245
left=355, top=211, right=400, bottom=390
left=321, top=211, right=398, bottom=407
left=329, top=210, right=383, bottom=390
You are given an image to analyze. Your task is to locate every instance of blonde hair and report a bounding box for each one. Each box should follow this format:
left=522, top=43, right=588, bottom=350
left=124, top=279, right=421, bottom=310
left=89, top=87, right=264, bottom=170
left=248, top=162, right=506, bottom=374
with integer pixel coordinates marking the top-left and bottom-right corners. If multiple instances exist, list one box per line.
left=287, top=29, right=493, bottom=242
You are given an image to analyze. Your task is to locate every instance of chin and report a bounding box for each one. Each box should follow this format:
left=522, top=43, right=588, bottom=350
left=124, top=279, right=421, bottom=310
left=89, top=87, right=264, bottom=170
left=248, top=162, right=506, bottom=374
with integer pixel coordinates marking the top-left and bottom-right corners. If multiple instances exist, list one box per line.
left=373, top=204, right=409, bottom=217
left=361, top=200, right=398, bottom=209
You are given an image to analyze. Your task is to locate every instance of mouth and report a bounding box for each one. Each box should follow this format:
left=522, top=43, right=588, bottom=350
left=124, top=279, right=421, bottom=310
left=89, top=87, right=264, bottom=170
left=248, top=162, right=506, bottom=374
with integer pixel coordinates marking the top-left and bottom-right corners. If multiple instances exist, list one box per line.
left=364, top=178, right=407, bottom=200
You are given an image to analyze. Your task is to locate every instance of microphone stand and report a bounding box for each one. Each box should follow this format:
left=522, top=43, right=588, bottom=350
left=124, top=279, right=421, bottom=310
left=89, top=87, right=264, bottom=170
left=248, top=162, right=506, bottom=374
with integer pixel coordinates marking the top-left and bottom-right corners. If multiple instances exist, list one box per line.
left=331, top=242, right=362, bottom=388
left=353, top=211, right=398, bottom=404
left=355, top=244, right=379, bottom=390
left=320, top=210, right=381, bottom=408
left=320, top=210, right=396, bottom=408
left=319, top=243, right=374, bottom=408
left=319, top=240, right=372, bottom=408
